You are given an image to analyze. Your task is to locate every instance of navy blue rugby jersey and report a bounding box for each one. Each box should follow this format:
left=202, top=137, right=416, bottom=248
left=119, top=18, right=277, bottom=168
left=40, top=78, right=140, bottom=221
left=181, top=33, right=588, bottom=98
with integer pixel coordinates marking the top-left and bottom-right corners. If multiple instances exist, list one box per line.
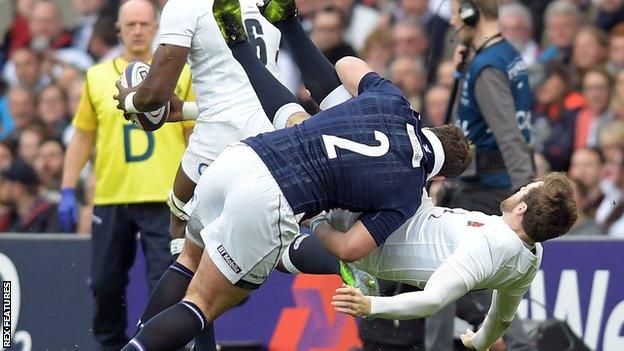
left=244, top=73, right=438, bottom=245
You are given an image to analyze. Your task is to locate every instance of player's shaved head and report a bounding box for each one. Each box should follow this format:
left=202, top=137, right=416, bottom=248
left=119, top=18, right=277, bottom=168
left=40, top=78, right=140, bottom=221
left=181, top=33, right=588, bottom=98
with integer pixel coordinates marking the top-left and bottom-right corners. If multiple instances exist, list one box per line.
left=118, top=0, right=158, bottom=23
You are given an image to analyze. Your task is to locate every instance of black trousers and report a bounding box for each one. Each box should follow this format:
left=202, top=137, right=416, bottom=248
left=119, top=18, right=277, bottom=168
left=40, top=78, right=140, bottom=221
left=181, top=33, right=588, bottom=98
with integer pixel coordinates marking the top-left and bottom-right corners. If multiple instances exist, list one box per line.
left=90, top=203, right=172, bottom=351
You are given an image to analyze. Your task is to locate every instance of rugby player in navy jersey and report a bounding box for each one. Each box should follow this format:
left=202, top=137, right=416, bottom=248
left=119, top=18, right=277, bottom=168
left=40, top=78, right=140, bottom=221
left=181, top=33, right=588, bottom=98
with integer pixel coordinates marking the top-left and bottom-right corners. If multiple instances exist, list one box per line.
left=121, top=1, right=470, bottom=350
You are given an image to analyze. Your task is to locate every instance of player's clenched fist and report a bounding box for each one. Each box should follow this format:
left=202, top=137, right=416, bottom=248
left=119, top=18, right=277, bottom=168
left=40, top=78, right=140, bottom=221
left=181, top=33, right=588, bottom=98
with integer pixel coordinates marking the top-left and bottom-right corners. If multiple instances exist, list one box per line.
left=331, top=284, right=371, bottom=317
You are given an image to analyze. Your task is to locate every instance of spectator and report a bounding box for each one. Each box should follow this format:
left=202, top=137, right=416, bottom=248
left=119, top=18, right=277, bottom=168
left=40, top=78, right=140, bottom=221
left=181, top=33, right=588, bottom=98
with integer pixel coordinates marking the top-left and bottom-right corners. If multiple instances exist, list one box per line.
left=29, top=0, right=73, bottom=52
left=568, top=179, right=607, bottom=235
left=4, top=48, right=47, bottom=91
left=611, top=68, right=624, bottom=120
left=574, top=68, right=614, bottom=149
left=607, top=23, right=624, bottom=74
left=388, top=56, right=426, bottom=110
left=1, top=0, right=38, bottom=57
left=55, top=64, right=84, bottom=92
left=89, top=16, right=121, bottom=62
left=4, top=87, right=37, bottom=142
left=37, top=84, right=69, bottom=138
left=595, top=0, right=624, bottom=32
left=395, top=0, right=450, bottom=80
left=422, top=84, right=450, bottom=127
left=360, top=27, right=393, bottom=77
left=34, top=138, right=64, bottom=202
left=311, top=7, right=357, bottom=65
left=500, top=2, right=539, bottom=67
left=540, top=0, right=580, bottom=64
left=0, top=141, right=14, bottom=171
left=595, top=145, right=624, bottom=236
left=71, top=0, right=106, bottom=52
left=571, top=27, right=608, bottom=76
left=534, top=152, right=552, bottom=180
left=435, top=59, right=454, bottom=88
left=17, top=126, right=44, bottom=166
left=568, top=147, right=605, bottom=217
left=0, top=158, right=62, bottom=233
left=392, top=19, right=429, bottom=60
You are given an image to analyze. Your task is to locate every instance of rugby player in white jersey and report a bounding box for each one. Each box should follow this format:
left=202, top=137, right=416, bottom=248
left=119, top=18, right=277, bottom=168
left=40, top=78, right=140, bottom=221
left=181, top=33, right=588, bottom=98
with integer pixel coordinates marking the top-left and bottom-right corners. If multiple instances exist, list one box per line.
left=281, top=173, right=577, bottom=351
left=113, top=0, right=309, bottom=349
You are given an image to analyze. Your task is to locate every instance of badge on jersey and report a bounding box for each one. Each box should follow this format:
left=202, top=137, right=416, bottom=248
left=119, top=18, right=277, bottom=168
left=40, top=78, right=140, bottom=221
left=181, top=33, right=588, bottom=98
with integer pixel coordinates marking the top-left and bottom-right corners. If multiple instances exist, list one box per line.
left=467, top=221, right=484, bottom=227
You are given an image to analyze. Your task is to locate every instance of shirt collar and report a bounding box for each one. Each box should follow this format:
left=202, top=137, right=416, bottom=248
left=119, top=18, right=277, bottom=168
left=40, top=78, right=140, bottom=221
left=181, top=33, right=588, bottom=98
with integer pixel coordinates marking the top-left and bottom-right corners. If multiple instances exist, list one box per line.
left=422, top=128, right=445, bottom=180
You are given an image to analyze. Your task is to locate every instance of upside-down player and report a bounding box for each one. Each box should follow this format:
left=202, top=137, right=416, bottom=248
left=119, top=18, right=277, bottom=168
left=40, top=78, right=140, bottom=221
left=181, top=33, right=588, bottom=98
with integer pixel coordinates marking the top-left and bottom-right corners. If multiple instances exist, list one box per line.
left=280, top=173, right=577, bottom=350
left=119, top=0, right=472, bottom=349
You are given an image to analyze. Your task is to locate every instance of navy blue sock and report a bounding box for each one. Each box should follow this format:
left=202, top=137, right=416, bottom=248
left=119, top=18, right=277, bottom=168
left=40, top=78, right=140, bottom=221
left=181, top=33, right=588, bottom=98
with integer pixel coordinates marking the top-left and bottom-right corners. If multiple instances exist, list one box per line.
left=123, top=301, right=207, bottom=351
left=230, top=40, right=299, bottom=120
left=276, top=18, right=341, bottom=103
left=137, top=262, right=216, bottom=351
left=285, top=234, right=340, bottom=275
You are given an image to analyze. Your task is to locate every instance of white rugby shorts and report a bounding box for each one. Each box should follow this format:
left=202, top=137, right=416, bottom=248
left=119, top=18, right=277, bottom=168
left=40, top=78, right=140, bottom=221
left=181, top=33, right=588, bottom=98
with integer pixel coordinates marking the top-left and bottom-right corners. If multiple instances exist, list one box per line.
left=181, top=107, right=274, bottom=184
left=184, top=143, right=301, bottom=288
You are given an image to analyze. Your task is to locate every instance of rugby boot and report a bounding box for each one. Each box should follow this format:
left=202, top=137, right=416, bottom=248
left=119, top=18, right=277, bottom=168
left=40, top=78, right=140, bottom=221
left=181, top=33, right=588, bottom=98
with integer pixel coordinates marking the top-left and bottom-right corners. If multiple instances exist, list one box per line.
left=339, top=261, right=380, bottom=296
left=262, top=0, right=298, bottom=24
left=213, top=0, right=247, bottom=46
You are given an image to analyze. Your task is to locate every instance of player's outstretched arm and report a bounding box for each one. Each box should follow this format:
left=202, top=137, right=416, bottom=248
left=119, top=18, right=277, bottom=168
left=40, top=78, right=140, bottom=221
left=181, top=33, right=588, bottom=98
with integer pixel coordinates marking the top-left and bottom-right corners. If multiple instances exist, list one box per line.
left=335, top=56, right=374, bottom=97
left=314, top=220, right=377, bottom=262
left=332, top=261, right=469, bottom=319
left=467, top=289, right=525, bottom=351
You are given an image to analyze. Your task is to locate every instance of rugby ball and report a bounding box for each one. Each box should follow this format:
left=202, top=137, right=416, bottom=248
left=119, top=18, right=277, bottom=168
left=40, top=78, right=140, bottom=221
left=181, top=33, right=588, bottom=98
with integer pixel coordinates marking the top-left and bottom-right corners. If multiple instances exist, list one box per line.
left=120, top=61, right=170, bottom=131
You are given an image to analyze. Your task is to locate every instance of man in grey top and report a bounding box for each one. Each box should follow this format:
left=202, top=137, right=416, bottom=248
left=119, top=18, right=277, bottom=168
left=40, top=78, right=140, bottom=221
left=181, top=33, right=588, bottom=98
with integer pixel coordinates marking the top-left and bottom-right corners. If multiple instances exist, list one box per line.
left=428, top=1, right=536, bottom=350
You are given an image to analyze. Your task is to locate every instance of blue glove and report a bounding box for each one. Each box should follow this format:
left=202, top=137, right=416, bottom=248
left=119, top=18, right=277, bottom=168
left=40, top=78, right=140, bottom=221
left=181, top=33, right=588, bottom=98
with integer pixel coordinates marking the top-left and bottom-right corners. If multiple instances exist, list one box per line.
left=58, top=188, right=79, bottom=232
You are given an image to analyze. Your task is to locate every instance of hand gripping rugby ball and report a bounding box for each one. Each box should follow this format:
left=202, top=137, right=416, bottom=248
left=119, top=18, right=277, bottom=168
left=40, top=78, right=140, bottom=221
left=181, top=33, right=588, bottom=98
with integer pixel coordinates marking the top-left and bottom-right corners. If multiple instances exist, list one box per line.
left=120, top=61, right=170, bottom=131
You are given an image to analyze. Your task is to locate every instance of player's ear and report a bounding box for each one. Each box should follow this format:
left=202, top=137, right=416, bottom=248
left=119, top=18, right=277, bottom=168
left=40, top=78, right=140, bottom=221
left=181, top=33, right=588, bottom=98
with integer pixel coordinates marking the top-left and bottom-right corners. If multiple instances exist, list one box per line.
left=514, top=202, right=528, bottom=216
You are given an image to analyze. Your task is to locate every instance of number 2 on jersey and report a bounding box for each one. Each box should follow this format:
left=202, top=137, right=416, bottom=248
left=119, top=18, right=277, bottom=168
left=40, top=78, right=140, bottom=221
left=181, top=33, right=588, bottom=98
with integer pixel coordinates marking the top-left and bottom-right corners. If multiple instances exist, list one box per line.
left=322, top=131, right=390, bottom=159
left=244, top=19, right=267, bottom=65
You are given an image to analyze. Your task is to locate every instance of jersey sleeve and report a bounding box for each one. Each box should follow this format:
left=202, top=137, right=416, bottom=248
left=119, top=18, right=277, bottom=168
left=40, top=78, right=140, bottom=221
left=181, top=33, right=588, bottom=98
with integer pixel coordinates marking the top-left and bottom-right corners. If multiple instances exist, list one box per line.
left=470, top=289, right=526, bottom=350
left=158, top=0, right=196, bottom=48
left=72, top=80, right=98, bottom=131
left=360, top=205, right=418, bottom=246
left=357, top=72, right=405, bottom=97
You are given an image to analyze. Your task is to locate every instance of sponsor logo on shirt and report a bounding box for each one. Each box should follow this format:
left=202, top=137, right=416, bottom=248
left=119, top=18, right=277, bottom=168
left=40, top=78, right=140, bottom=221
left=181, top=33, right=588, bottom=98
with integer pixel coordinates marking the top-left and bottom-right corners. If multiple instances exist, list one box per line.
left=467, top=221, right=484, bottom=227
left=217, top=245, right=242, bottom=274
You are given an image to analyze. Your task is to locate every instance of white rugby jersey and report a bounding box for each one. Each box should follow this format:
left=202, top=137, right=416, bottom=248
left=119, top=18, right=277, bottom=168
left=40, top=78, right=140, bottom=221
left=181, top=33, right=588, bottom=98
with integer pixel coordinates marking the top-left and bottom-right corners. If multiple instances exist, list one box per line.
left=158, top=0, right=281, bottom=120
left=329, top=193, right=543, bottom=350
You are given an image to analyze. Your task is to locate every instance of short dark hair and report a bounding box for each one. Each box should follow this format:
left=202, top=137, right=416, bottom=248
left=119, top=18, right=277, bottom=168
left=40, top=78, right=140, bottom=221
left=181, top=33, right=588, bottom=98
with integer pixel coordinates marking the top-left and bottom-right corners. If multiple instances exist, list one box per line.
left=430, top=124, right=471, bottom=178
left=522, top=173, right=578, bottom=242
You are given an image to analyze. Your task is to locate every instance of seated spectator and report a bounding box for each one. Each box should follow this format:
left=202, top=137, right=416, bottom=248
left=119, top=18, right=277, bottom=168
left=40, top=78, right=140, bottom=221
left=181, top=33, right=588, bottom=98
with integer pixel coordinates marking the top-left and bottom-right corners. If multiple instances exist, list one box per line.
left=568, top=147, right=605, bottom=218
left=360, top=27, right=393, bottom=77
left=533, top=64, right=584, bottom=171
left=574, top=67, right=614, bottom=149
left=595, top=0, right=624, bottom=32
left=28, top=0, right=73, bottom=52
left=3, top=87, right=37, bottom=142
left=392, top=19, right=428, bottom=60
left=311, top=7, right=357, bottom=64
left=34, top=138, right=64, bottom=203
left=571, top=27, right=608, bottom=79
left=71, top=0, right=106, bottom=52
left=607, top=23, right=624, bottom=74
left=3, top=48, right=47, bottom=91
left=17, top=126, right=44, bottom=166
left=388, top=56, right=426, bottom=110
left=435, top=59, right=454, bottom=89
left=611, top=69, right=624, bottom=120
left=500, top=2, right=539, bottom=67
left=0, top=141, right=14, bottom=171
left=422, top=84, right=450, bottom=127
left=595, top=145, right=624, bottom=236
left=37, top=84, right=69, bottom=138
left=1, top=0, right=37, bottom=57
left=0, top=158, right=62, bottom=233
left=568, top=179, right=607, bottom=235
left=88, top=16, right=120, bottom=63
left=540, top=0, right=579, bottom=65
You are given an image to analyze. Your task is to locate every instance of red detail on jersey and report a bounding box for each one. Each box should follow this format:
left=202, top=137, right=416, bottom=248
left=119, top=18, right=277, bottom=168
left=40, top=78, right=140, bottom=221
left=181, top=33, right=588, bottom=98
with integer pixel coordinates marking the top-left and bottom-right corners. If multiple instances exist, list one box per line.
left=269, top=275, right=362, bottom=351
left=467, top=221, right=485, bottom=227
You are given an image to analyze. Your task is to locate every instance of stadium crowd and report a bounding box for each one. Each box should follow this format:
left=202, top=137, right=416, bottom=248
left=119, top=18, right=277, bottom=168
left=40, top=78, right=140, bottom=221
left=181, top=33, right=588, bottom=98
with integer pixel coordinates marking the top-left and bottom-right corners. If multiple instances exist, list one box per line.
left=0, top=0, right=623, bottom=237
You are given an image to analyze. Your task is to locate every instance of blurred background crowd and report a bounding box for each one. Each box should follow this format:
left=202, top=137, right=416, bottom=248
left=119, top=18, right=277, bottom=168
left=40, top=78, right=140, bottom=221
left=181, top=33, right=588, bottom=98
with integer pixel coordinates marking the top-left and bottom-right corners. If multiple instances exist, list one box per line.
left=0, top=0, right=623, bottom=238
